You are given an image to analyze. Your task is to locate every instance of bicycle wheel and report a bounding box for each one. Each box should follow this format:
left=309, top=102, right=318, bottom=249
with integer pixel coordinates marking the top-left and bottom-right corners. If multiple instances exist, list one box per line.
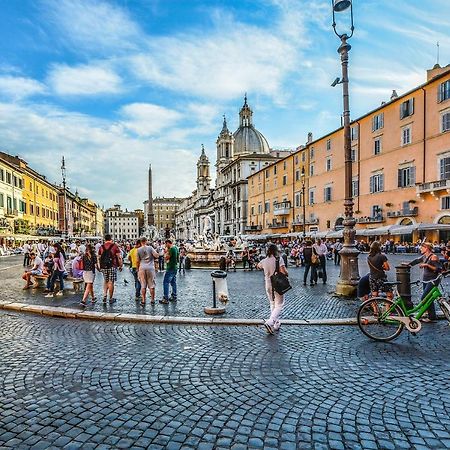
left=357, top=298, right=404, bottom=342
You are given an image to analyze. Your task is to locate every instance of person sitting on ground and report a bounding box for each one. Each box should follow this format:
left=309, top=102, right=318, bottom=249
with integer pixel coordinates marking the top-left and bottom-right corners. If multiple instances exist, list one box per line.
left=22, top=252, right=44, bottom=289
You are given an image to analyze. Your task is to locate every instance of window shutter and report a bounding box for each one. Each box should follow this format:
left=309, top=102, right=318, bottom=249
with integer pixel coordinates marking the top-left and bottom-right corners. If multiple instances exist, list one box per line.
left=410, top=98, right=414, bottom=115
left=398, top=169, right=403, bottom=188
left=372, top=116, right=375, bottom=131
left=380, top=113, right=384, bottom=128
left=369, top=176, right=374, bottom=193
left=380, top=174, right=384, bottom=191
left=441, top=158, right=446, bottom=179
left=410, top=166, right=416, bottom=185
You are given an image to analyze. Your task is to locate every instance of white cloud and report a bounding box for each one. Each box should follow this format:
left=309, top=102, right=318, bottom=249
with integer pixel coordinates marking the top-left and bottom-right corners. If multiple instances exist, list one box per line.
left=42, top=0, right=142, bottom=54
left=0, top=76, right=46, bottom=100
left=48, top=64, right=122, bottom=96
left=0, top=101, right=198, bottom=208
left=119, top=103, right=182, bottom=137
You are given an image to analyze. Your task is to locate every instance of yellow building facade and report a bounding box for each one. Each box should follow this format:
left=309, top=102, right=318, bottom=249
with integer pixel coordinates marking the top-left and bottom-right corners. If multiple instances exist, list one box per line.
left=248, top=64, right=450, bottom=243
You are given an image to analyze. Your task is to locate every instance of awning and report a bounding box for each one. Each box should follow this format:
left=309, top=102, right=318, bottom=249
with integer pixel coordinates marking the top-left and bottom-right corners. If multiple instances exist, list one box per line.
left=357, top=225, right=393, bottom=236
left=417, top=223, right=450, bottom=231
left=389, top=224, right=417, bottom=235
left=327, top=230, right=344, bottom=239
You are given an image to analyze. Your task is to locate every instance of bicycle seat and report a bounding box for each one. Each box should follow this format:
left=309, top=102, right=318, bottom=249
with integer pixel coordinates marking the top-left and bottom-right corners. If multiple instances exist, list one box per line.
left=383, top=281, right=402, bottom=287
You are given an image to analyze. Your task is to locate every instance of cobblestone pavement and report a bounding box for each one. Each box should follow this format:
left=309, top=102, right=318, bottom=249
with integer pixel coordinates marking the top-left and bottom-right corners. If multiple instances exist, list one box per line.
left=1, top=254, right=436, bottom=320
left=0, top=311, right=449, bottom=449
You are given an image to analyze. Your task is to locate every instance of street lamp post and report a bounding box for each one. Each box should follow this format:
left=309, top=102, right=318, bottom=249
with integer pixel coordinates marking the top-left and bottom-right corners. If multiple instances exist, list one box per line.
left=301, top=166, right=306, bottom=239
left=331, top=0, right=360, bottom=296
left=61, top=156, right=68, bottom=238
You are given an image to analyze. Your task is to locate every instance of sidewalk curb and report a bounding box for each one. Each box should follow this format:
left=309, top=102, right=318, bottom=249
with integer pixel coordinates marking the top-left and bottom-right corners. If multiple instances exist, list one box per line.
left=0, top=300, right=359, bottom=326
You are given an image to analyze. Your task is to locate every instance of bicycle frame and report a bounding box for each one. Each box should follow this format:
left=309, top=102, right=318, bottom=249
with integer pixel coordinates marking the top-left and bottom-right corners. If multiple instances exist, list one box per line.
left=391, top=284, right=442, bottom=320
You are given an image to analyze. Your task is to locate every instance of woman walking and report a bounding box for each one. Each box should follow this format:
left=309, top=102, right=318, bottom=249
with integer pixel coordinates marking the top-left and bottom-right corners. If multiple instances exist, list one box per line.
left=80, top=244, right=97, bottom=306
left=45, top=243, right=65, bottom=298
left=257, top=243, right=289, bottom=334
left=367, top=241, right=391, bottom=299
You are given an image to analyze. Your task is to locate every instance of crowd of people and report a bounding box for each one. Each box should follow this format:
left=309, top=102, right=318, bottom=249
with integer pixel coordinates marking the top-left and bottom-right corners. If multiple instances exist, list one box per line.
left=20, top=235, right=182, bottom=307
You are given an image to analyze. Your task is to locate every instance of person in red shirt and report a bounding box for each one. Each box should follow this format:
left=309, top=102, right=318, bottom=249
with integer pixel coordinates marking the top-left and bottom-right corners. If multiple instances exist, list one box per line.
left=97, top=234, right=123, bottom=304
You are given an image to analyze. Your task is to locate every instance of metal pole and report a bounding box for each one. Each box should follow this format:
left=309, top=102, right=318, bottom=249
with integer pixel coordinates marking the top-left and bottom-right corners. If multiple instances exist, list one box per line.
left=335, top=35, right=360, bottom=297
left=212, top=279, right=216, bottom=309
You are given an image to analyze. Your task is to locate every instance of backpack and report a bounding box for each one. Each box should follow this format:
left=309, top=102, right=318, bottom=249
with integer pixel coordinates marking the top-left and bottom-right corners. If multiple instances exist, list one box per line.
left=74, top=257, right=84, bottom=271
left=270, top=257, right=292, bottom=295
left=100, top=244, right=114, bottom=269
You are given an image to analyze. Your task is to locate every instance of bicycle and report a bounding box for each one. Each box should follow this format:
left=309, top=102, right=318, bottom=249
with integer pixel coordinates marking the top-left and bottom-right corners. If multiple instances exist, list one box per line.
left=357, top=271, right=450, bottom=342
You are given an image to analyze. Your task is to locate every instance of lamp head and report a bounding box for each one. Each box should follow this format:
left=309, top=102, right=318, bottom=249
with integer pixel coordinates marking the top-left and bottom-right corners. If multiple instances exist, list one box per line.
left=333, top=0, right=351, bottom=12
left=331, top=77, right=341, bottom=87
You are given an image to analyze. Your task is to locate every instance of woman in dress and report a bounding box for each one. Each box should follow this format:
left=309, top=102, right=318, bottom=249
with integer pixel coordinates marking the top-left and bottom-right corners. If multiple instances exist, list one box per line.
left=80, top=244, right=97, bottom=306
left=257, top=243, right=289, bottom=334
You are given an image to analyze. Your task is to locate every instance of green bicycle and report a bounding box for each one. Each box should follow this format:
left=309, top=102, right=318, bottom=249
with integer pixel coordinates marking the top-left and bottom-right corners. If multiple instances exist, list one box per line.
left=357, top=271, right=450, bottom=342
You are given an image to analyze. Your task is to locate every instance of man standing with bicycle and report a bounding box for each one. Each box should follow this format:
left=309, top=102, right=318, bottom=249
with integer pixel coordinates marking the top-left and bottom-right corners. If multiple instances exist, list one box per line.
left=407, top=242, right=442, bottom=323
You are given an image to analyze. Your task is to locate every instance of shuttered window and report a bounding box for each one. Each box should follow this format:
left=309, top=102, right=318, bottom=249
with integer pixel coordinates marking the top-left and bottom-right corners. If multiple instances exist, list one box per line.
left=438, top=80, right=450, bottom=102
left=398, top=166, right=416, bottom=188
left=370, top=174, right=384, bottom=193
left=440, top=157, right=450, bottom=180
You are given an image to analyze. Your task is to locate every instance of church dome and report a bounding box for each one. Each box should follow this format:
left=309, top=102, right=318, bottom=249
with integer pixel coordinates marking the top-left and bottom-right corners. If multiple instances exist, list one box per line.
left=233, top=95, right=270, bottom=155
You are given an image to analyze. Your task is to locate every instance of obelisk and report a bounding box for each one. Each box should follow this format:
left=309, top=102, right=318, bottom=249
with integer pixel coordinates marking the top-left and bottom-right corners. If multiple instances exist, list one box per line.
left=148, top=164, right=155, bottom=226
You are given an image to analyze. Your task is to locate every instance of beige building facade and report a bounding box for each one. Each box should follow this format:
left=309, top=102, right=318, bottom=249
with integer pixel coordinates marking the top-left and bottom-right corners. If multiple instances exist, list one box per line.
left=248, top=64, right=450, bottom=243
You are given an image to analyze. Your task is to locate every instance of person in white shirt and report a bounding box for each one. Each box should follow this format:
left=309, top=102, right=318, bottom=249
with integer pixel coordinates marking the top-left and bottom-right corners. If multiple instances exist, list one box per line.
left=313, top=238, right=328, bottom=284
left=37, top=241, right=46, bottom=257
left=22, top=252, right=44, bottom=288
left=78, top=241, right=87, bottom=255
left=22, top=241, right=31, bottom=267
left=333, top=239, right=343, bottom=266
left=257, top=243, right=289, bottom=334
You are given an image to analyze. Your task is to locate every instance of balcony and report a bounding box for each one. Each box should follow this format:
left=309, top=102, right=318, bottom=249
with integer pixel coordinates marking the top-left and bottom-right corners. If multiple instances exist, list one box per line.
left=293, top=217, right=319, bottom=225
left=386, top=207, right=418, bottom=218
left=244, top=225, right=262, bottom=232
left=5, top=208, right=18, bottom=217
left=268, top=221, right=289, bottom=229
left=417, top=179, right=450, bottom=194
left=273, top=201, right=291, bottom=216
left=357, top=215, right=385, bottom=224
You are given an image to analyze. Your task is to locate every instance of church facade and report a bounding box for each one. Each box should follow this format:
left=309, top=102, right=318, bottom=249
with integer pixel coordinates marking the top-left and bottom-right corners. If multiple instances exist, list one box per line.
left=175, top=96, right=289, bottom=240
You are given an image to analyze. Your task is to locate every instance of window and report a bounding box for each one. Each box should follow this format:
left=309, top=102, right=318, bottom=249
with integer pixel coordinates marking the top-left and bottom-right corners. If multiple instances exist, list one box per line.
left=251, top=206, right=255, bottom=216
left=0, top=193, right=3, bottom=207
left=295, top=170, right=300, bottom=181
left=442, top=196, right=450, bottom=210
left=351, top=147, right=357, bottom=162
left=372, top=113, right=384, bottom=131
left=309, top=164, right=314, bottom=176
left=282, top=175, right=287, bottom=186
left=6, top=172, right=11, bottom=184
left=310, top=147, right=315, bottom=160
left=370, top=174, right=384, bottom=193
left=324, top=186, right=332, bottom=202
left=351, top=125, right=358, bottom=141
left=265, top=170, right=269, bottom=179
left=309, top=189, right=315, bottom=205
left=301, top=152, right=306, bottom=162
left=264, top=201, right=270, bottom=213
left=398, top=166, right=416, bottom=188
left=326, top=139, right=331, bottom=151
left=374, top=138, right=382, bottom=155
left=283, top=161, right=287, bottom=170
left=442, top=111, right=450, bottom=132
left=326, top=157, right=332, bottom=172
left=295, top=155, right=299, bottom=165
left=400, top=98, right=414, bottom=119
left=438, top=80, right=450, bottom=103
left=274, top=166, right=277, bottom=175
left=440, top=157, right=450, bottom=179
left=295, top=192, right=301, bottom=207
left=352, top=178, right=359, bottom=197
left=372, top=205, right=382, bottom=218
left=401, top=126, right=412, bottom=146
left=258, top=204, right=262, bottom=214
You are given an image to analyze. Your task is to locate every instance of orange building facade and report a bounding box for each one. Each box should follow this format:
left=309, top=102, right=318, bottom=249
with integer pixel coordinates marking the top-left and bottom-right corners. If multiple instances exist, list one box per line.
left=247, top=64, right=450, bottom=243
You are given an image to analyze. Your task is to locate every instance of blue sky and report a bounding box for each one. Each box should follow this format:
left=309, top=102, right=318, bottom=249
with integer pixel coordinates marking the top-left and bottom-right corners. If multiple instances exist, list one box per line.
left=0, top=0, right=449, bottom=209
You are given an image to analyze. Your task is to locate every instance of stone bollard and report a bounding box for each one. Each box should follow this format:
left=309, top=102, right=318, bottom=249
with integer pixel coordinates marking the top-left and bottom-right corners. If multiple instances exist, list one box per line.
left=396, top=264, right=413, bottom=310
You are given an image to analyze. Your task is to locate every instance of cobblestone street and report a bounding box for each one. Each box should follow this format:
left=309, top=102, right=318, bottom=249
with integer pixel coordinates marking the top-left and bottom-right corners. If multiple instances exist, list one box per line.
left=0, top=254, right=426, bottom=320
left=1, top=311, right=450, bottom=449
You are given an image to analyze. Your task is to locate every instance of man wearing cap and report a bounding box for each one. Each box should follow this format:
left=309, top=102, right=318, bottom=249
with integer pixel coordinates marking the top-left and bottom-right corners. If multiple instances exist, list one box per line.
left=407, top=242, right=442, bottom=322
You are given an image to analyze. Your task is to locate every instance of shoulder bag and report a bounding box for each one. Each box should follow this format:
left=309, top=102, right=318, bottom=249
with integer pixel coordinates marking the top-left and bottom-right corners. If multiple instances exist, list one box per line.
left=270, top=257, right=292, bottom=295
